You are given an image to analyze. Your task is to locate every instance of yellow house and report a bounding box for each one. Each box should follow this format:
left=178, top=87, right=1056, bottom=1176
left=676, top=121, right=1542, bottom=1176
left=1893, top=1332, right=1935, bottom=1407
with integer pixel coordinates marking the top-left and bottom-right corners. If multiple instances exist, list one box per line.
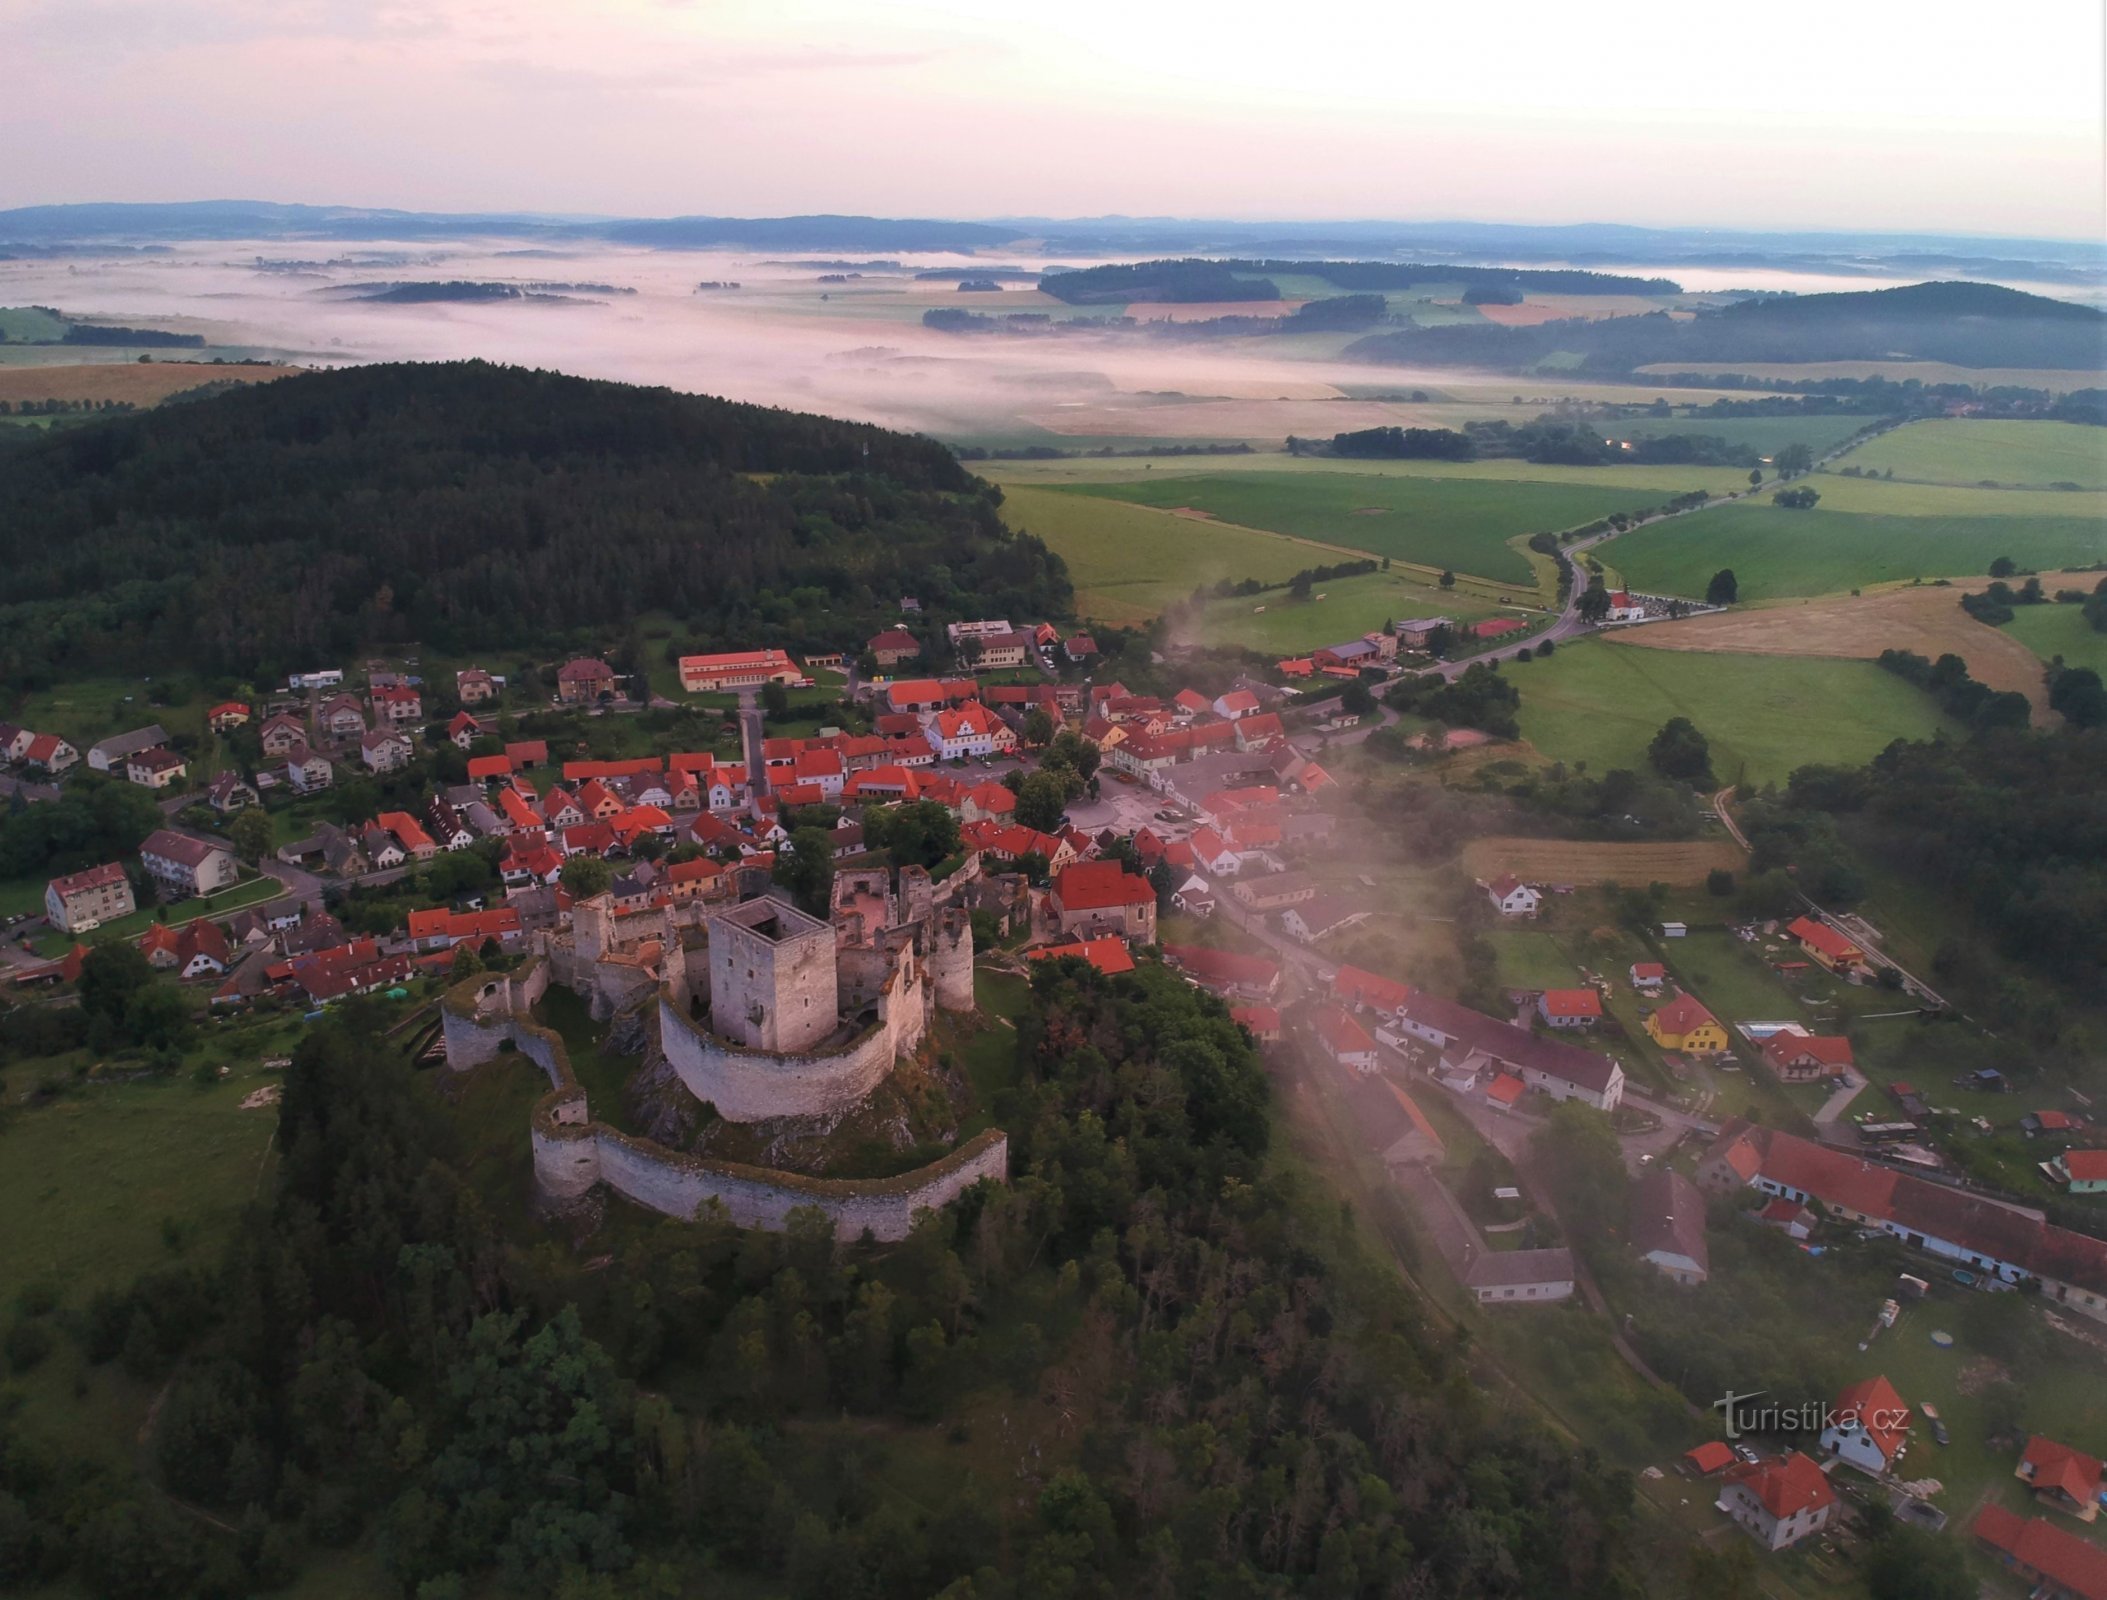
left=1646, top=993, right=1729, bottom=1054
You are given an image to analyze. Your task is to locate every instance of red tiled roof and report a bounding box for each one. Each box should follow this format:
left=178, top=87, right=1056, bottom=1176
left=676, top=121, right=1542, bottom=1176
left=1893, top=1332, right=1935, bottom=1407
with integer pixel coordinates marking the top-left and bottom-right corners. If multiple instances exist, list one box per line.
left=1725, top=1453, right=1835, bottom=1520
left=1972, top=1505, right=2107, bottom=1600
left=1487, top=1073, right=1525, bottom=1107
left=1650, top=993, right=1720, bottom=1036
left=1684, top=1440, right=1736, bottom=1475
left=49, top=861, right=128, bottom=897
left=1764, top=1030, right=1854, bottom=1068
left=1230, top=1005, right=1280, bottom=1035
left=1540, top=987, right=1603, bottom=1020
left=2020, top=1436, right=2105, bottom=1505
left=1632, top=962, right=1666, bottom=980
left=1162, top=943, right=1280, bottom=992
left=1335, top=963, right=1413, bottom=1013
left=1030, top=935, right=1135, bottom=976
left=1787, top=915, right=1863, bottom=963
left=1052, top=861, right=1153, bottom=912
left=1313, top=1005, right=1376, bottom=1057
left=2063, top=1150, right=2107, bottom=1183
left=1832, top=1376, right=1910, bottom=1460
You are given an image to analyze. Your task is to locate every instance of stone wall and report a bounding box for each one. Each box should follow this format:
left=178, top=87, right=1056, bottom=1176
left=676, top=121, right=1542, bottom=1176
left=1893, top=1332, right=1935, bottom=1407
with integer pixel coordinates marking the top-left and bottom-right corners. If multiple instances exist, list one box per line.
left=442, top=960, right=1005, bottom=1241
left=658, top=977, right=922, bottom=1123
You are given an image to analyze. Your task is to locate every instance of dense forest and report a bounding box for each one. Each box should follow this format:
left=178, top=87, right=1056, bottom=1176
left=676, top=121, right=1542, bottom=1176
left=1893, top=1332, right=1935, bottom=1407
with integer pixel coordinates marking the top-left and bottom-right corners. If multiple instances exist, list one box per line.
left=0, top=963, right=1637, bottom=1598
left=1346, top=281, right=2107, bottom=374
left=1037, top=259, right=1672, bottom=304
left=1741, top=724, right=2107, bottom=997
left=0, top=362, right=1071, bottom=687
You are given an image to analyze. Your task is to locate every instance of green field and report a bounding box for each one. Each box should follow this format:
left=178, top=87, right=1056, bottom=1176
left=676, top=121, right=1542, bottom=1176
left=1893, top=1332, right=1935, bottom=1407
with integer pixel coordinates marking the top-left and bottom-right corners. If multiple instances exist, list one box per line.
left=1514, top=639, right=1956, bottom=784
left=1834, top=418, right=2107, bottom=490
left=1051, top=471, right=1730, bottom=585
left=1606, top=492, right=2107, bottom=602
left=2003, top=599, right=2107, bottom=672
left=1000, top=483, right=1314, bottom=621
left=0, top=305, right=70, bottom=342
left=1193, top=569, right=1501, bottom=653
left=1615, top=413, right=1879, bottom=459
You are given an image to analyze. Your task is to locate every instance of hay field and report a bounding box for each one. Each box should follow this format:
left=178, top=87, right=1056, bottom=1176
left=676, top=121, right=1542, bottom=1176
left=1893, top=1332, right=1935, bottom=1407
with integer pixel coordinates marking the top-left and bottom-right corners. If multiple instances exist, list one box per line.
left=1834, top=419, right=2107, bottom=491
left=1608, top=581, right=2067, bottom=717
left=0, top=360, right=300, bottom=406
left=1462, top=835, right=1743, bottom=886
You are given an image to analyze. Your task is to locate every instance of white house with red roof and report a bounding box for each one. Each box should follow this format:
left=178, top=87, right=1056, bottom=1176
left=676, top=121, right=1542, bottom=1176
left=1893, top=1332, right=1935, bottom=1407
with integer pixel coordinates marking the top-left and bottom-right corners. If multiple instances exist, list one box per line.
left=1760, top=1029, right=1856, bottom=1083
left=1537, top=988, right=1604, bottom=1029
left=1484, top=876, right=1541, bottom=917
left=1311, top=1005, right=1379, bottom=1072
left=1718, top=1453, right=1836, bottom=1550
left=1605, top=590, right=1648, bottom=623
left=1819, top=1376, right=1912, bottom=1475
left=1629, top=961, right=1666, bottom=994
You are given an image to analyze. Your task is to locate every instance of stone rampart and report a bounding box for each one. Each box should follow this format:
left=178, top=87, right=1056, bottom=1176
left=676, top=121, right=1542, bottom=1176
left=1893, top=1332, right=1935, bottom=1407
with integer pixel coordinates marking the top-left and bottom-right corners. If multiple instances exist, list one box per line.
left=441, top=961, right=1004, bottom=1240
left=658, top=984, right=916, bottom=1123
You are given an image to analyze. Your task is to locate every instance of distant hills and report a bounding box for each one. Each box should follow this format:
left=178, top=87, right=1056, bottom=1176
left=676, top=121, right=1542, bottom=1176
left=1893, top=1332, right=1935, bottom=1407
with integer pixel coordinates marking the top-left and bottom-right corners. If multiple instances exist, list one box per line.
left=3, top=201, right=2101, bottom=285
left=1345, top=280, right=2107, bottom=374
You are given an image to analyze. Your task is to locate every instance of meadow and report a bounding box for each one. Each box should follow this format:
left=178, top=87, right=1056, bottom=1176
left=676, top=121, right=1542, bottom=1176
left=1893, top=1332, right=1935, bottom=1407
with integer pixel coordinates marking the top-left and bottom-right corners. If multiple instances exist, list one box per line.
left=2002, top=599, right=2107, bottom=673
left=998, top=482, right=1314, bottom=622
left=1512, top=638, right=1956, bottom=784
left=1193, top=569, right=1500, bottom=652
left=1050, top=470, right=1731, bottom=585
left=1605, top=496, right=2106, bottom=601
left=1836, top=417, right=2107, bottom=490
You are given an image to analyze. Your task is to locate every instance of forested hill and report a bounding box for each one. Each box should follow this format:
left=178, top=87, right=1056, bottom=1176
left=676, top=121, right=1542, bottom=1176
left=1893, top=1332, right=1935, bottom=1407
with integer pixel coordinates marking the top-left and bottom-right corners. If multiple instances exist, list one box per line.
left=1038, top=257, right=1674, bottom=304
left=0, top=361, right=1069, bottom=685
left=1346, top=280, right=2107, bottom=374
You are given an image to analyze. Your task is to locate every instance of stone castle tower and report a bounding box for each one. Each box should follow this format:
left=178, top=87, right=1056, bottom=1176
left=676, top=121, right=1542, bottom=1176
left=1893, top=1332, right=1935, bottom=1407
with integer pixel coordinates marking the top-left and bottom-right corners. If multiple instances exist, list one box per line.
left=707, top=897, right=837, bottom=1053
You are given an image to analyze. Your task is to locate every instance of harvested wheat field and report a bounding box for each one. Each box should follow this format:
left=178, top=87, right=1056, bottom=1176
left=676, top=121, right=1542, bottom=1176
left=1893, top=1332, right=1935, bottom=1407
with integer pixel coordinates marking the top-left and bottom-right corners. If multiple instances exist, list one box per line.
left=1462, top=836, right=1744, bottom=886
left=1607, top=580, right=2074, bottom=719
left=0, top=361, right=301, bottom=407
left=1471, top=303, right=1575, bottom=327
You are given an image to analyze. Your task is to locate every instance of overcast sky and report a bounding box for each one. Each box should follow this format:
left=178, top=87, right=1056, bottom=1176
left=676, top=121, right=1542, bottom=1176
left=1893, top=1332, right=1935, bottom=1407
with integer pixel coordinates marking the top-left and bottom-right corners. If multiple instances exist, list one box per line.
left=5, top=0, right=2102, bottom=239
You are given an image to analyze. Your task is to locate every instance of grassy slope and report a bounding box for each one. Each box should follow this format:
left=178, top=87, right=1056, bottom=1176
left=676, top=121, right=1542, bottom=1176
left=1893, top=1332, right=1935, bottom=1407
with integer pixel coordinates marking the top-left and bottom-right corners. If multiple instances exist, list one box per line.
left=2003, top=601, right=2107, bottom=672
left=1832, top=418, right=2107, bottom=490
left=1513, top=639, right=1955, bottom=785
left=998, top=483, right=1312, bottom=622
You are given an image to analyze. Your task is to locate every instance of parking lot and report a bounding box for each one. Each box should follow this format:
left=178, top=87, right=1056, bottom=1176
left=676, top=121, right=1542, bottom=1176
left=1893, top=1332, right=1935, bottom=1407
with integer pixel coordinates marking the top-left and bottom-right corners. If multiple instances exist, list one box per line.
left=1064, top=773, right=1191, bottom=842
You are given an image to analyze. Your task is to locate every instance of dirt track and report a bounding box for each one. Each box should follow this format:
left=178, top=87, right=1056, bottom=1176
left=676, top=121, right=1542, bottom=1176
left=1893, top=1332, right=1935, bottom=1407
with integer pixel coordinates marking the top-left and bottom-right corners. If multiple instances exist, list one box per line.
left=1462, top=835, right=1744, bottom=886
left=1605, top=578, right=2077, bottom=719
